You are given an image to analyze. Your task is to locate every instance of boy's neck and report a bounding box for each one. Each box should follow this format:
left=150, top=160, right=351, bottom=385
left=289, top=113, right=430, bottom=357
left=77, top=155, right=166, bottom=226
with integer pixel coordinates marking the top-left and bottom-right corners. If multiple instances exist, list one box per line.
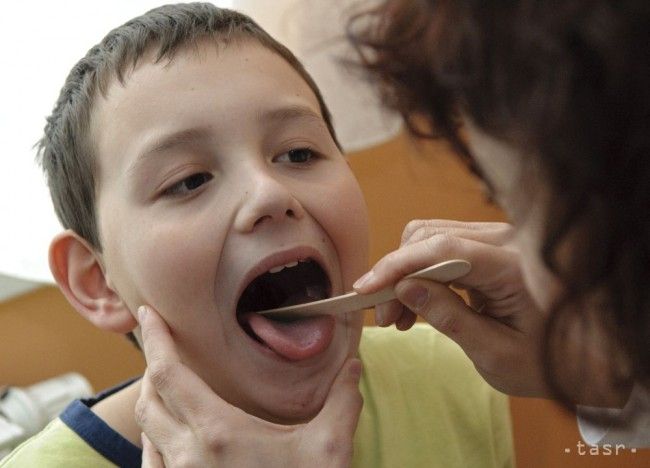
left=91, top=379, right=143, bottom=448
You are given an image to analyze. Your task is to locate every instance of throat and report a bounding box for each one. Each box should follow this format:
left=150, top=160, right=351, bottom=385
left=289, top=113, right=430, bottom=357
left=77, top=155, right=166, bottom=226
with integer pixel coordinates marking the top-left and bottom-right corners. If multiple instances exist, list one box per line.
left=236, top=259, right=334, bottom=360
left=236, top=259, right=331, bottom=315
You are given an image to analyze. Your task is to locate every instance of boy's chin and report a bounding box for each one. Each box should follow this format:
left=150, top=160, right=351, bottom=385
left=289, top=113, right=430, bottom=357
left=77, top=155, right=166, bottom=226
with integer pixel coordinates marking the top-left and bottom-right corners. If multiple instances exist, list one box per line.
left=242, top=379, right=334, bottom=425
left=253, top=398, right=326, bottom=425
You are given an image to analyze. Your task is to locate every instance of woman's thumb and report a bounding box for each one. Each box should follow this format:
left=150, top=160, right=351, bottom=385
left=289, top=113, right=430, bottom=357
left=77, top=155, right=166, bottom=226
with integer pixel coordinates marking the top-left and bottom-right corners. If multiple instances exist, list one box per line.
left=316, top=358, right=364, bottom=431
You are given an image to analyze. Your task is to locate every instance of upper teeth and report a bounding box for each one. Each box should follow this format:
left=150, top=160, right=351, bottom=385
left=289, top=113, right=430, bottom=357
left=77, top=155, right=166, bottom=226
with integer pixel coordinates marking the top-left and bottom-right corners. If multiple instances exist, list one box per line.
left=268, top=261, right=299, bottom=274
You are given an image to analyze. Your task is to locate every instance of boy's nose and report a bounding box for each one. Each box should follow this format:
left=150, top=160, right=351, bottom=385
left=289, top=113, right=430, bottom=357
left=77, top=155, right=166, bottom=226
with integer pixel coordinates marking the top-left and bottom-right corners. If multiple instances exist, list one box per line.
left=234, top=174, right=305, bottom=232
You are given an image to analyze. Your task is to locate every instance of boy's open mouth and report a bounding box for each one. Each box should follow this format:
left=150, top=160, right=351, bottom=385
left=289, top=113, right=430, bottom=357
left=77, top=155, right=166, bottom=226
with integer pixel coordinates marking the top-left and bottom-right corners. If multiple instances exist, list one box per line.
left=236, top=258, right=335, bottom=361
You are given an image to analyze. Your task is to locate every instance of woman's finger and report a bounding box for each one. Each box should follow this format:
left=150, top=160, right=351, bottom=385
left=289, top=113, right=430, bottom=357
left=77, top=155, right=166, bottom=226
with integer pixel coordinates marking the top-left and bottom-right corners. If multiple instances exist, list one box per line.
left=395, top=308, right=418, bottom=331
left=312, top=358, right=364, bottom=437
left=141, top=432, right=165, bottom=468
left=394, top=278, right=519, bottom=372
left=355, top=235, right=468, bottom=293
left=400, top=220, right=511, bottom=246
left=138, top=305, right=231, bottom=425
left=375, top=301, right=417, bottom=329
left=135, top=369, right=184, bottom=446
left=374, top=300, right=403, bottom=327
left=401, top=225, right=512, bottom=248
left=355, top=236, right=519, bottom=296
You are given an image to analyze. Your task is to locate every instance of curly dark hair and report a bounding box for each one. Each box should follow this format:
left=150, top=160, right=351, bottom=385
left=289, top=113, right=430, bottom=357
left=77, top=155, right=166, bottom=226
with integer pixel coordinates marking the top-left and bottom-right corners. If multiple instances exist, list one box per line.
left=348, top=0, right=650, bottom=407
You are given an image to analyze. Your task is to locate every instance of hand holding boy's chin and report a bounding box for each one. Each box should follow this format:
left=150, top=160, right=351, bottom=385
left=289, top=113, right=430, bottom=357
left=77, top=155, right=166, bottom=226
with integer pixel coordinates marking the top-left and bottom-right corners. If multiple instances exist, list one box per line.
left=137, top=305, right=364, bottom=468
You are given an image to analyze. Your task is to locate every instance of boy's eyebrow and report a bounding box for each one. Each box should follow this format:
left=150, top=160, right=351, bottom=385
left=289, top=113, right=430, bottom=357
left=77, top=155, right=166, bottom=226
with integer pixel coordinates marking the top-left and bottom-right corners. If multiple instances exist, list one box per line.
left=130, top=105, right=326, bottom=172
left=130, top=127, right=212, bottom=172
left=260, top=104, right=326, bottom=129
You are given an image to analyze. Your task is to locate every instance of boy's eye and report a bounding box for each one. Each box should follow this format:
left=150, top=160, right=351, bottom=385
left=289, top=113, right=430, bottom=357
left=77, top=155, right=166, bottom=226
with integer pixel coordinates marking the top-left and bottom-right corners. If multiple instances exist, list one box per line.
left=163, top=172, right=213, bottom=197
left=275, top=148, right=316, bottom=164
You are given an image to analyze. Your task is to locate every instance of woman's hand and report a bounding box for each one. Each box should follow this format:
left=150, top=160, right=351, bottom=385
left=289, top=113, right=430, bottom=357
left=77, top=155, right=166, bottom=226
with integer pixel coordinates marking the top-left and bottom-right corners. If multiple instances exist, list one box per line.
left=354, top=219, right=548, bottom=397
left=137, top=306, right=363, bottom=468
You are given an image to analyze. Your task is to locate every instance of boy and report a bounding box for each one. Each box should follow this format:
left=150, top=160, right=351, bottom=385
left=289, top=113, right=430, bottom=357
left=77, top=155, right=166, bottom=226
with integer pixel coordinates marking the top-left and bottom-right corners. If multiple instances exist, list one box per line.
left=1, top=4, right=513, bottom=467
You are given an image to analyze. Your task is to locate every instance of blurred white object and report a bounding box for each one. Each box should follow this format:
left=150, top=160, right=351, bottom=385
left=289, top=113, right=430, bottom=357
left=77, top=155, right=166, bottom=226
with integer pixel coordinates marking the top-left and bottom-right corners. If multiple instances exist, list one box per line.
left=0, top=274, right=41, bottom=304
left=0, top=373, right=93, bottom=459
left=236, top=0, right=402, bottom=152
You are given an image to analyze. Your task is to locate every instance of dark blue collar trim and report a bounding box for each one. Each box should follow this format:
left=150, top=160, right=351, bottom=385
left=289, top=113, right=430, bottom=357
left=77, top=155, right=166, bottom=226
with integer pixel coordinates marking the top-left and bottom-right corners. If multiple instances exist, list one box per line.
left=60, top=377, right=142, bottom=468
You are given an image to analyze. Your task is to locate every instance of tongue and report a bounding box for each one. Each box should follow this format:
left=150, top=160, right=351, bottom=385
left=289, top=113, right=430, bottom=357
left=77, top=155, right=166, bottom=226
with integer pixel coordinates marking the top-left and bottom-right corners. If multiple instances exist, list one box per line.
left=243, top=313, right=335, bottom=361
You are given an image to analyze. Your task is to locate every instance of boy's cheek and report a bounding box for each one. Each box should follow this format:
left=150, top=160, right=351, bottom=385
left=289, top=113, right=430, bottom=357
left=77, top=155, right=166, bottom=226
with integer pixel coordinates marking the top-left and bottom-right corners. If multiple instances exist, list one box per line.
left=328, top=183, right=370, bottom=278
left=107, top=237, right=216, bottom=328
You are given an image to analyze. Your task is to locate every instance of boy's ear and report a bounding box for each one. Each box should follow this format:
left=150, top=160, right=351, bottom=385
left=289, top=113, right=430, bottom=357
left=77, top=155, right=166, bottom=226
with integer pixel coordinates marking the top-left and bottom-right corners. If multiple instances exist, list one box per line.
left=49, top=230, right=137, bottom=334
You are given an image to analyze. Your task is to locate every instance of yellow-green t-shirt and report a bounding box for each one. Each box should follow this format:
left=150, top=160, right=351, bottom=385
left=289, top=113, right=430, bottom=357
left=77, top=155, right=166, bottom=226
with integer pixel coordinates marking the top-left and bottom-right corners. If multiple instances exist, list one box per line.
left=2, top=325, right=513, bottom=467
left=354, top=324, right=513, bottom=467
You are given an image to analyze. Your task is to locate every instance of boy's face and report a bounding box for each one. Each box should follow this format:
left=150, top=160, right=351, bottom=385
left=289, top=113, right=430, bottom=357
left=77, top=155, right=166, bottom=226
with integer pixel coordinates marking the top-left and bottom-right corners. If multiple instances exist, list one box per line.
left=90, top=39, right=369, bottom=423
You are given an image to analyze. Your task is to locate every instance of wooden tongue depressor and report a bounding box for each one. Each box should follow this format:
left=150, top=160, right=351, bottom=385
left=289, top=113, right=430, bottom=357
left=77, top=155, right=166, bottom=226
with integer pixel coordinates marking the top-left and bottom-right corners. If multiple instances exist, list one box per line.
left=257, top=259, right=471, bottom=318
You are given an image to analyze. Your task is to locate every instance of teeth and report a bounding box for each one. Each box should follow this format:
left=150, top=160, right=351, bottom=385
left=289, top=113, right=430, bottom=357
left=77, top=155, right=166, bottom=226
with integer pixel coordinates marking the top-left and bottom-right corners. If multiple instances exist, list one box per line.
left=268, top=261, right=299, bottom=274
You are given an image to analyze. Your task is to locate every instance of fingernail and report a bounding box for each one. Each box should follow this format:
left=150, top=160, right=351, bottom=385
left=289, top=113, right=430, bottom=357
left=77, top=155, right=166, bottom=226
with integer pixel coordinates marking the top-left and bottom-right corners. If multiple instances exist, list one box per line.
left=375, top=307, right=391, bottom=327
left=138, top=306, right=148, bottom=322
left=375, top=309, right=387, bottom=327
left=353, top=270, right=374, bottom=290
left=396, top=283, right=429, bottom=311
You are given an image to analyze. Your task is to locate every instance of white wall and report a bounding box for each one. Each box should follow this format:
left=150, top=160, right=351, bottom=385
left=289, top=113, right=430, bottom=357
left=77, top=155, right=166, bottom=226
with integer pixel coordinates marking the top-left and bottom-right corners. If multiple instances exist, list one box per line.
left=0, top=274, right=40, bottom=303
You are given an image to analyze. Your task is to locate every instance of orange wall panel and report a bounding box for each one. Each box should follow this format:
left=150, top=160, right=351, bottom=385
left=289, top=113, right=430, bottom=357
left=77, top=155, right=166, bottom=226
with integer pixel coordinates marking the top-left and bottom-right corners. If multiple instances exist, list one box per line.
left=0, top=287, right=143, bottom=391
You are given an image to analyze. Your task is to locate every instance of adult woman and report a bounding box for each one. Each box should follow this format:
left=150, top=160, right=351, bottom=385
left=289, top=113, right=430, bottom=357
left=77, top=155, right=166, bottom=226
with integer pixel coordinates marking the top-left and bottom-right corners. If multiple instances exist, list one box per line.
left=349, top=0, right=649, bottom=446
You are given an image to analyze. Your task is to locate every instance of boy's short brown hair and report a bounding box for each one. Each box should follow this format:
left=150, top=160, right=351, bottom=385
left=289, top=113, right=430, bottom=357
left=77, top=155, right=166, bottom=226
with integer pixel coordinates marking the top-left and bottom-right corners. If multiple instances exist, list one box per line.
left=39, top=2, right=339, bottom=250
